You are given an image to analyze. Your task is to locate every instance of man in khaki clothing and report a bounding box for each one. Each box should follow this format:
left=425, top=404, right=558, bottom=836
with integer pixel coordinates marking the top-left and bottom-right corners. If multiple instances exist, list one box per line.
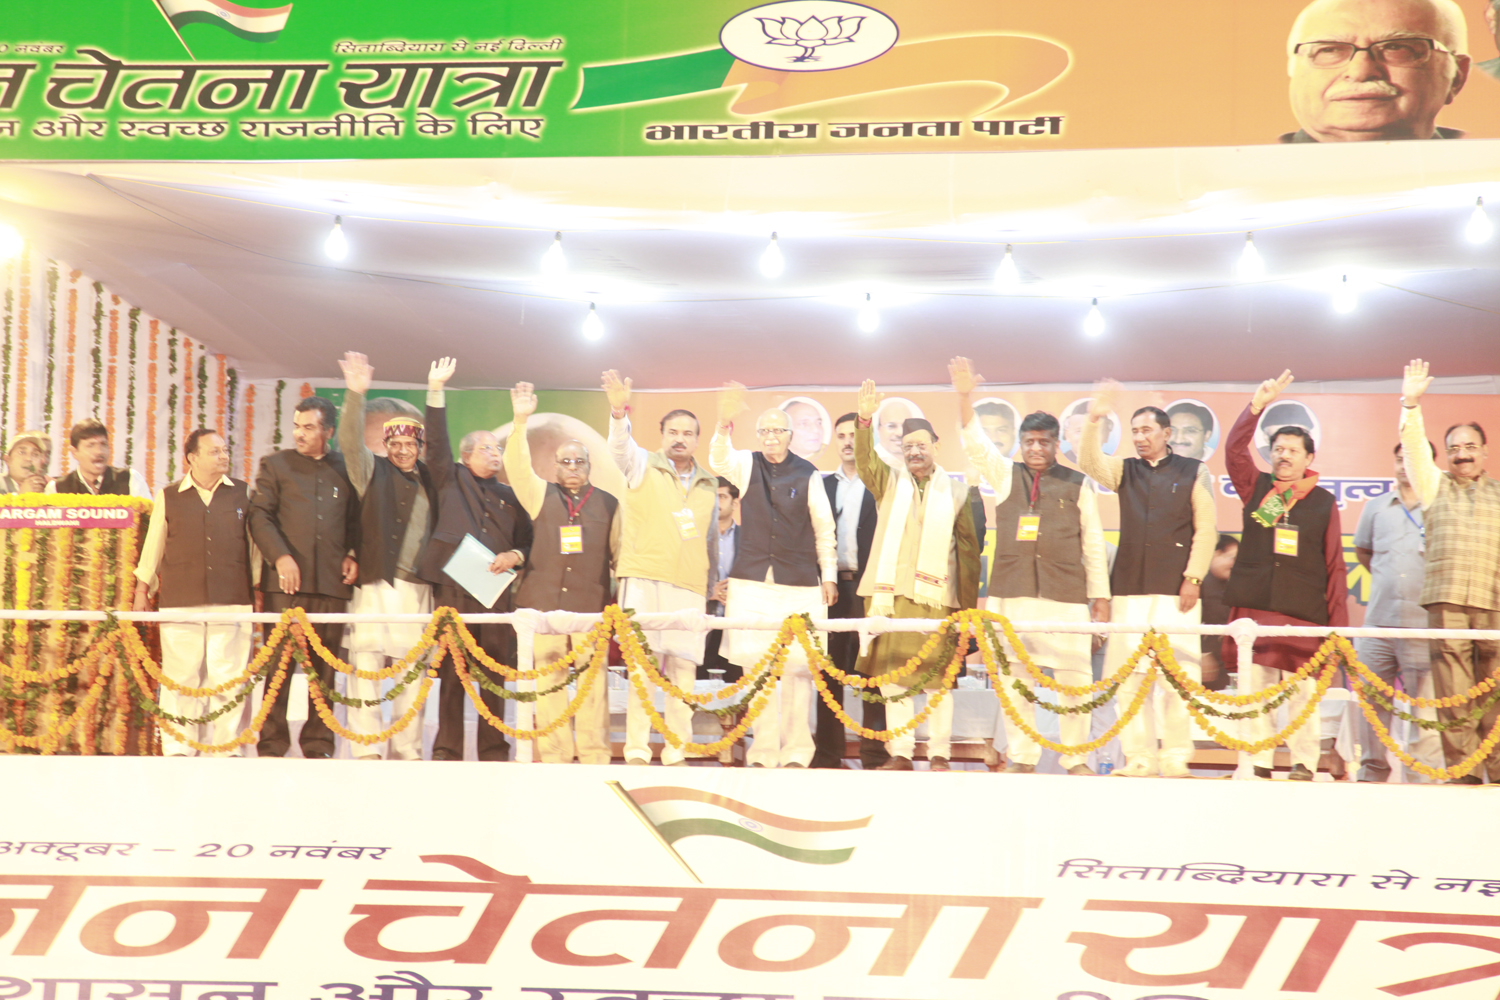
left=603, top=370, right=719, bottom=765
left=1399, top=359, right=1500, bottom=785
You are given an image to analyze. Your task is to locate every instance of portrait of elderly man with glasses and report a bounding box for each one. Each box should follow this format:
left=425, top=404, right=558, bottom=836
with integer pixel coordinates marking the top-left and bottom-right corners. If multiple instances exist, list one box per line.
left=1282, top=0, right=1472, bottom=142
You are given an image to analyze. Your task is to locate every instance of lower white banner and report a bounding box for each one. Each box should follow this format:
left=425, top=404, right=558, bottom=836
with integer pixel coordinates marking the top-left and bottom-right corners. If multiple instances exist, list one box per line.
left=1, top=757, right=1496, bottom=999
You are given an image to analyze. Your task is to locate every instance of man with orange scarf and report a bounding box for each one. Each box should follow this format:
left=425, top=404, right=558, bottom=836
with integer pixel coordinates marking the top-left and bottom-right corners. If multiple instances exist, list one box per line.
left=1223, top=370, right=1349, bottom=780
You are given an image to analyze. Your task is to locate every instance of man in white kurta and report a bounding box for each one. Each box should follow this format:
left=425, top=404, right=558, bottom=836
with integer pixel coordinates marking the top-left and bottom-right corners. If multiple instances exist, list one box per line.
left=708, top=383, right=837, bottom=768
left=952, top=358, right=1110, bottom=774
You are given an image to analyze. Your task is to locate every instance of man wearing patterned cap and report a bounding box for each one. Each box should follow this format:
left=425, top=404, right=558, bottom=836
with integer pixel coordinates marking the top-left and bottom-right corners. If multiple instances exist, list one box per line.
left=855, top=380, right=980, bottom=771
left=338, top=352, right=443, bottom=761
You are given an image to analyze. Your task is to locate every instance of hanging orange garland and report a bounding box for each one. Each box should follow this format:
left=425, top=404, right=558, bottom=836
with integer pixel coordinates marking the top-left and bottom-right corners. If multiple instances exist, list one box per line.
left=182, top=337, right=194, bottom=436
left=15, top=252, right=29, bottom=432
left=242, top=384, right=256, bottom=479
left=215, top=353, right=226, bottom=435
left=61, top=277, right=79, bottom=474
left=105, top=296, right=119, bottom=434
left=145, top=319, right=159, bottom=484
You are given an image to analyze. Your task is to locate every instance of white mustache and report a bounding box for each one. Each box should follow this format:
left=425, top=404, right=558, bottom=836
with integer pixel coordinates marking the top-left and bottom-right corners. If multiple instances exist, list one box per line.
left=1328, top=81, right=1401, bottom=99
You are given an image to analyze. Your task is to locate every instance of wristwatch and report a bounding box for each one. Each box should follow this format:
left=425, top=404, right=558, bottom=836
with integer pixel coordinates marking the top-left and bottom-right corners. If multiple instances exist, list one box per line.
left=1184, top=576, right=1202, bottom=586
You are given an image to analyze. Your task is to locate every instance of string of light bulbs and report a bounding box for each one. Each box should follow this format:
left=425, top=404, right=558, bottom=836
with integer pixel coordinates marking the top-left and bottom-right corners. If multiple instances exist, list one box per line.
left=314, top=196, right=1498, bottom=338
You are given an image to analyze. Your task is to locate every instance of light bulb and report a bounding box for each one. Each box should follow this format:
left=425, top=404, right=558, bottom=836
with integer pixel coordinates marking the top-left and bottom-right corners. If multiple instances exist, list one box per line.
left=759, top=232, right=784, bottom=278
left=324, top=216, right=348, bottom=261
left=856, top=293, right=879, bottom=333
left=1238, top=232, right=1265, bottom=280
left=1332, top=275, right=1357, bottom=314
left=582, top=302, right=603, bottom=340
left=1083, top=298, right=1104, bottom=337
left=540, top=231, right=567, bottom=276
left=0, top=222, right=22, bottom=260
left=1467, top=197, right=1494, bottom=244
left=994, top=244, right=1019, bottom=290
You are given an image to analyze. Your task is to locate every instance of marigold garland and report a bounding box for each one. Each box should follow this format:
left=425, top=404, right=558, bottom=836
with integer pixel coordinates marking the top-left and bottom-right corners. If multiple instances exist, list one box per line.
left=242, top=383, right=256, bottom=479
left=182, top=337, right=195, bottom=447
left=15, top=253, right=31, bottom=435
left=90, top=280, right=103, bottom=415
left=2, top=279, right=12, bottom=454
left=61, top=281, right=78, bottom=473
left=124, top=307, right=139, bottom=468
left=166, top=328, right=179, bottom=482
left=104, top=295, right=119, bottom=435
left=145, top=319, right=159, bottom=483
left=3, top=598, right=1499, bottom=769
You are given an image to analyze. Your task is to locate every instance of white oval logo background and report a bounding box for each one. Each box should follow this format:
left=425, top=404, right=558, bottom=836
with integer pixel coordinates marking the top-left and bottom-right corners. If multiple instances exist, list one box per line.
left=720, top=1, right=899, bottom=73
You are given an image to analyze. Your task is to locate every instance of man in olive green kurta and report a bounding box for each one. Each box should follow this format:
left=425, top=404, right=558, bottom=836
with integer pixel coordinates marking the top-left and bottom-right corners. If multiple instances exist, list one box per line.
left=853, top=379, right=980, bottom=770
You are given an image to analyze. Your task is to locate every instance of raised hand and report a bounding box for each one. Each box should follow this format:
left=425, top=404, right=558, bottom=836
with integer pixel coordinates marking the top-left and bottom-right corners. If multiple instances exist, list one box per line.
left=339, top=351, right=373, bottom=396
left=428, top=356, right=456, bottom=391
left=1089, top=379, right=1120, bottom=422
left=948, top=356, right=981, bottom=395
left=602, top=369, right=632, bottom=417
left=511, top=382, right=538, bottom=421
left=1402, top=359, right=1432, bottom=405
left=857, top=379, right=883, bottom=421
left=717, top=380, right=747, bottom=428
left=1250, top=369, right=1294, bottom=414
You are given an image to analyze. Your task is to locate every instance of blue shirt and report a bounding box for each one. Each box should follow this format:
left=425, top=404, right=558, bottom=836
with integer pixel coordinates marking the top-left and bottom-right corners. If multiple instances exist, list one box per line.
left=711, top=522, right=737, bottom=615
left=1354, top=492, right=1426, bottom=627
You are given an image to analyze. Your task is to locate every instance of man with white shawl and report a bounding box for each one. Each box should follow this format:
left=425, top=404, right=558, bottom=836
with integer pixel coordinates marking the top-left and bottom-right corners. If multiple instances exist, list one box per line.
left=709, top=382, right=838, bottom=768
left=854, top=379, right=981, bottom=770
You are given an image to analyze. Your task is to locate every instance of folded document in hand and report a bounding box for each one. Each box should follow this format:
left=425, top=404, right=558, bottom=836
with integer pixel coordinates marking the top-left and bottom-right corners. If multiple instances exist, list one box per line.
left=442, top=533, right=516, bottom=609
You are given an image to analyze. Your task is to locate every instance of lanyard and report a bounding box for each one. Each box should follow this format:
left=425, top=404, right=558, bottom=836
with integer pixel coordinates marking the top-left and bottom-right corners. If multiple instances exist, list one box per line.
left=1399, top=501, right=1424, bottom=540
left=1027, top=468, right=1042, bottom=512
left=563, top=485, right=594, bottom=523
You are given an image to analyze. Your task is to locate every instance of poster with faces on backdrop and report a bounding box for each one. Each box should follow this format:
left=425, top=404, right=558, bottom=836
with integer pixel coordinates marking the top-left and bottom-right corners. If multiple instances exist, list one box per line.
left=973, top=397, right=1021, bottom=459
left=1255, top=399, right=1322, bottom=464
left=872, top=396, right=925, bottom=466
left=779, top=395, right=832, bottom=461
left=1166, top=398, right=1222, bottom=462
left=1059, top=398, right=1120, bottom=466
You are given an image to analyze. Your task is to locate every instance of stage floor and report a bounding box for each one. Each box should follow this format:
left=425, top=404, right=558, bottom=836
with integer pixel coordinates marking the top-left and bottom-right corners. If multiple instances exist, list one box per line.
left=1, top=755, right=1494, bottom=998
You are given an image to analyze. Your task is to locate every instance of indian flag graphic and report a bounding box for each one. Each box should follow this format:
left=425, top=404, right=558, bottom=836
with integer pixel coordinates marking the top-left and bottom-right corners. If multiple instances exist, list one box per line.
left=619, top=784, right=872, bottom=865
left=157, top=0, right=293, bottom=43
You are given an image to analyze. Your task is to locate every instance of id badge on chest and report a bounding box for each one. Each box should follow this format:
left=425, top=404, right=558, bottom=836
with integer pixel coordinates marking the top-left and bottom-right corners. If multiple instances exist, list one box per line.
left=1274, top=524, right=1299, bottom=557
left=672, top=507, right=699, bottom=540
left=559, top=524, right=583, bottom=555
left=1016, top=515, right=1041, bottom=542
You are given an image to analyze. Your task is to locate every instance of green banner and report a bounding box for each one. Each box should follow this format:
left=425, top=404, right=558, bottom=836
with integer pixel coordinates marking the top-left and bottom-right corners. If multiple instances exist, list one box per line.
left=0, top=0, right=1496, bottom=159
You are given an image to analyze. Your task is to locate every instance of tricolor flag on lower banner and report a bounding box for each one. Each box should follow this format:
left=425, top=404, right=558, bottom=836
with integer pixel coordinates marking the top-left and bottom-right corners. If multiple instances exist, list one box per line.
left=615, top=784, right=872, bottom=869
left=156, top=0, right=293, bottom=44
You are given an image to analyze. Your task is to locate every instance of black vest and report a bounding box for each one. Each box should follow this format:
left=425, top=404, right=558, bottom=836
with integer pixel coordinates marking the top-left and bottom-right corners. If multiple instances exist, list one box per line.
left=54, top=467, right=132, bottom=495
left=1224, top=475, right=1335, bottom=625
left=732, top=451, right=820, bottom=587
left=356, top=457, right=437, bottom=586
left=516, top=484, right=618, bottom=613
left=158, top=479, right=253, bottom=608
left=1111, top=452, right=1203, bottom=597
left=991, top=463, right=1088, bottom=605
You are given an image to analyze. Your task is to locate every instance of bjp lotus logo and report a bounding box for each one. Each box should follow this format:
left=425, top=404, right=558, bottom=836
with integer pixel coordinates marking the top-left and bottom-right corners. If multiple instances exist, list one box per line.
left=757, top=12, right=865, bottom=62
left=721, top=0, right=899, bottom=72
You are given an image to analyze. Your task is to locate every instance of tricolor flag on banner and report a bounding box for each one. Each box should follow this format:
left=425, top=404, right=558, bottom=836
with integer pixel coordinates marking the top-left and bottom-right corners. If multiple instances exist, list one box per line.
left=156, top=0, right=293, bottom=44
left=621, top=785, right=872, bottom=865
